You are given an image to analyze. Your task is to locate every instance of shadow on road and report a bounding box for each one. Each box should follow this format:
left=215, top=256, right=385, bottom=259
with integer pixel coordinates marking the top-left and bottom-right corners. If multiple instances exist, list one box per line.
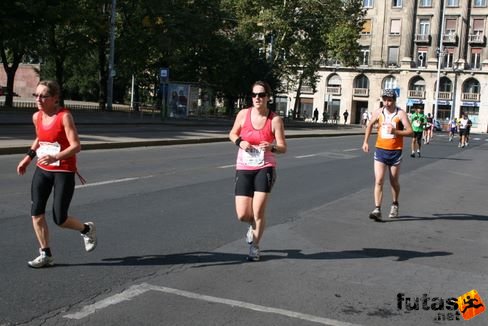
left=54, top=247, right=452, bottom=268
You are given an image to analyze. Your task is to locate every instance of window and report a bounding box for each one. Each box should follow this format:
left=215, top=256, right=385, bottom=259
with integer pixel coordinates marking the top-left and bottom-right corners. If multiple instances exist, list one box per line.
left=355, top=75, right=369, bottom=89
left=363, top=0, right=373, bottom=8
left=419, top=19, right=430, bottom=34
left=470, top=48, right=482, bottom=69
left=443, top=48, right=454, bottom=68
left=419, top=0, right=432, bottom=7
left=392, top=0, right=402, bottom=8
left=383, top=76, right=397, bottom=90
left=474, top=0, right=487, bottom=7
left=417, top=47, right=427, bottom=67
left=471, top=19, right=484, bottom=42
left=387, top=47, right=399, bottom=66
left=447, top=0, right=459, bottom=6
left=444, top=19, right=457, bottom=42
left=360, top=46, right=370, bottom=65
left=463, top=79, right=480, bottom=94
left=390, top=19, right=401, bottom=35
left=361, top=19, right=372, bottom=34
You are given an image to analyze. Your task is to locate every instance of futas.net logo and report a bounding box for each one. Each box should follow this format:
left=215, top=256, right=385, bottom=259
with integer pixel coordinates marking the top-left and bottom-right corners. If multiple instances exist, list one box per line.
left=397, top=290, right=485, bottom=321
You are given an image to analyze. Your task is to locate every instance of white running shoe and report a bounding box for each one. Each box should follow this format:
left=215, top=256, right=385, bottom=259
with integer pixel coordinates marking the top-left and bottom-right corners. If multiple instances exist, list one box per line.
left=248, top=245, right=260, bottom=261
left=246, top=224, right=254, bottom=244
left=388, top=205, right=399, bottom=218
left=28, top=249, right=54, bottom=268
left=82, top=222, right=97, bottom=252
left=369, top=208, right=382, bottom=221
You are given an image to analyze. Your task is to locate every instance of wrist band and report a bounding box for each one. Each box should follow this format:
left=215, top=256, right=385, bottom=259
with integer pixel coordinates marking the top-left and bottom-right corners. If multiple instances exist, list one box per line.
left=235, top=137, right=242, bottom=147
left=271, top=145, right=277, bottom=153
left=27, top=149, right=36, bottom=159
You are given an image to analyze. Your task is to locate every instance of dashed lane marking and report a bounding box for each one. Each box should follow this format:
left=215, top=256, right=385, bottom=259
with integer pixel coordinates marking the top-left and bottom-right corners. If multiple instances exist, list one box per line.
left=63, top=283, right=363, bottom=326
left=75, top=176, right=154, bottom=189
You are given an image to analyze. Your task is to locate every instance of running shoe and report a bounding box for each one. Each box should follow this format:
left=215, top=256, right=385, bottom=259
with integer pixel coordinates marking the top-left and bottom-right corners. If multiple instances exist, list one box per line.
left=28, top=249, right=54, bottom=268
left=369, top=208, right=382, bottom=221
left=248, top=244, right=260, bottom=261
left=388, top=204, right=399, bottom=218
left=417, top=151, right=421, bottom=158
left=82, top=222, right=97, bottom=252
left=410, top=152, right=415, bottom=158
left=246, top=224, right=254, bottom=244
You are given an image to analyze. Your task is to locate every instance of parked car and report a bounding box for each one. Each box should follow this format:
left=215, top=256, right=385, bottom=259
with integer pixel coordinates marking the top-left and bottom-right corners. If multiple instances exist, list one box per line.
left=434, top=120, right=442, bottom=131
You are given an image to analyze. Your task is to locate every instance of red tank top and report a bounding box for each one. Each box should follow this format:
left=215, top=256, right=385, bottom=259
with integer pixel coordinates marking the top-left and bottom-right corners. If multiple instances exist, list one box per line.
left=35, top=108, right=77, bottom=172
left=236, top=108, right=277, bottom=170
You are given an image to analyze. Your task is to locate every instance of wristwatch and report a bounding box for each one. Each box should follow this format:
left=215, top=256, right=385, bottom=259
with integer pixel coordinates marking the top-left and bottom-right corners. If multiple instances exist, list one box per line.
left=271, top=145, right=277, bottom=153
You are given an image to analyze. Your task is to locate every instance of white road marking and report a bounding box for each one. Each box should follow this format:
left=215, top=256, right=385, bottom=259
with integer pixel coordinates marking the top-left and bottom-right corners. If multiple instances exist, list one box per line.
left=218, top=164, right=236, bottom=169
left=296, top=154, right=318, bottom=158
left=75, top=176, right=153, bottom=189
left=343, top=148, right=359, bottom=152
left=64, top=283, right=363, bottom=326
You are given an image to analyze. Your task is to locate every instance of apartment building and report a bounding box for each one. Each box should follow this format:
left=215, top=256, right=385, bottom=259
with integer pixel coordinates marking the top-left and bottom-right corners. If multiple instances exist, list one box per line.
left=277, top=0, right=488, bottom=132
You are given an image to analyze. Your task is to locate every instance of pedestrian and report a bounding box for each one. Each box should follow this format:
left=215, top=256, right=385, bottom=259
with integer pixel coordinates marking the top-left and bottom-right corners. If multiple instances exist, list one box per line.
left=424, top=113, right=434, bottom=144
left=228, top=81, right=287, bottom=261
left=362, top=111, right=369, bottom=128
left=313, top=107, right=319, bottom=122
left=448, top=117, right=457, bottom=142
left=362, top=89, right=413, bottom=221
left=16, top=80, right=97, bottom=268
left=465, top=116, right=473, bottom=146
left=458, top=113, right=470, bottom=148
left=333, top=111, right=339, bottom=124
left=409, top=107, right=426, bottom=157
left=343, top=109, right=349, bottom=124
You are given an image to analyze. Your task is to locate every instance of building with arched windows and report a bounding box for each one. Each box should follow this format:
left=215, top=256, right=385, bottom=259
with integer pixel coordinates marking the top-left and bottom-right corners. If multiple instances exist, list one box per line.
left=276, top=0, right=488, bottom=133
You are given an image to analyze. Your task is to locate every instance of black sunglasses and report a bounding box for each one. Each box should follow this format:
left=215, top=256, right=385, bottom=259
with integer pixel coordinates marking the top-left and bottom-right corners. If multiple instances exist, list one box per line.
left=251, top=92, right=267, bottom=98
left=32, top=93, right=52, bottom=99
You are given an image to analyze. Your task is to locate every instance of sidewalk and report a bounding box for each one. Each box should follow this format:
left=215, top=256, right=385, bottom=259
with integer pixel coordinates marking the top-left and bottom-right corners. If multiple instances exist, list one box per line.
left=0, top=109, right=366, bottom=155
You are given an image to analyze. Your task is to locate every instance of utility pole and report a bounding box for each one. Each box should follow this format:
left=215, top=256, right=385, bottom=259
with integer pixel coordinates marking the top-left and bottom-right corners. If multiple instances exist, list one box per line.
left=106, top=0, right=116, bottom=111
left=433, top=0, right=446, bottom=121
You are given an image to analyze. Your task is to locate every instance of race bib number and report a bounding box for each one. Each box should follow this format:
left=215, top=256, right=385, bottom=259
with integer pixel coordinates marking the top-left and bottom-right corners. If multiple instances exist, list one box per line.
left=242, top=147, right=264, bottom=167
left=37, top=141, right=61, bottom=166
left=413, top=120, right=421, bottom=128
left=381, top=123, right=396, bottom=139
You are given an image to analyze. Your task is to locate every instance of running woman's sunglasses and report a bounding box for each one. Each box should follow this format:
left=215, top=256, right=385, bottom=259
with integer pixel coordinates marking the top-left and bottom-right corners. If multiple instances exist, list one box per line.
left=251, top=92, right=267, bottom=98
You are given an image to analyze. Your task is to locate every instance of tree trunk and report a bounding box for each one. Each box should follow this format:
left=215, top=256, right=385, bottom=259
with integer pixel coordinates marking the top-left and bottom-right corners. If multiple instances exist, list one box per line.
left=293, top=76, right=303, bottom=119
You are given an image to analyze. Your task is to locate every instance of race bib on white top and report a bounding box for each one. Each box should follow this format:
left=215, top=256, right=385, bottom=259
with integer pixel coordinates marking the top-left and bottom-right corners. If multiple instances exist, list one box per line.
left=37, top=141, right=61, bottom=166
left=381, top=123, right=396, bottom=139
left=242, top=147, right=264, bottom=167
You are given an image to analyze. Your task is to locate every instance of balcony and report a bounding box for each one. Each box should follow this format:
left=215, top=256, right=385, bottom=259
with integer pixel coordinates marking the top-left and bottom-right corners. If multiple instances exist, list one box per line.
left=353, top=88, right=369, bottom=97
left=468, top=34, right=485, bottom=44
left=300, top=85, right=314, bottom=94
left=461, top=92, right=480, bottom=102
left=408, top=90, right=425, bottom=99
left=414, top=34, right=431, bottom=43
left=436, top=92, right=452, bottom=101
left=442, top=33, right=457, bottom=44
left=326, top=86, right=341, bottom=95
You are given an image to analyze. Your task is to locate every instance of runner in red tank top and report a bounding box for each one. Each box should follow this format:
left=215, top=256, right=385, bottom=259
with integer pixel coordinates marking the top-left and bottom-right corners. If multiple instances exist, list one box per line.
left=16, top=80, right=98, bottom=268
left=229, top=81, right=287, bottom=261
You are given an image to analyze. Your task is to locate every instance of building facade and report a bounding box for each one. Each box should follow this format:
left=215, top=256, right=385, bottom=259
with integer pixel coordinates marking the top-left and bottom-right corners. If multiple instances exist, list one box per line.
left=277, top=0, right=488, bottom=133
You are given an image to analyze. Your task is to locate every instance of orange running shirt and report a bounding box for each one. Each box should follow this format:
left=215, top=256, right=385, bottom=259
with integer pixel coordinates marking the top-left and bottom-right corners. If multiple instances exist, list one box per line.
left=375, top=107, right=404, bottom=150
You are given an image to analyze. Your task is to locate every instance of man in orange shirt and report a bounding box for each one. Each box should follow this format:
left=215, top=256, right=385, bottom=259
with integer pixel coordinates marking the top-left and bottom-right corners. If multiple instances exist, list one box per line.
left=362, top=89, right=413, bottom=221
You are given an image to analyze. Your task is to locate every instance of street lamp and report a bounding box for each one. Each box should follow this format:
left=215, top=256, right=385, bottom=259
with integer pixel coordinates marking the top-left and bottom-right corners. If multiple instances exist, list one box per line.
left=433, top=0, right=446, bottom=121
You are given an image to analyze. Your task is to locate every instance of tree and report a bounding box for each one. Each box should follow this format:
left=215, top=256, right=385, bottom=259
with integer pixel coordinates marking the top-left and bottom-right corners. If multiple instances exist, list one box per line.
left=0, top=0, right=41, bottom=107
left=222, top=0, right=365, bottom=118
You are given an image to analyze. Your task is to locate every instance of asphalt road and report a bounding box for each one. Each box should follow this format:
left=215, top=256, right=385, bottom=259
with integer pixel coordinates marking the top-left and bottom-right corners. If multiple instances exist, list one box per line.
left=1, top=134, right=487, bottom=326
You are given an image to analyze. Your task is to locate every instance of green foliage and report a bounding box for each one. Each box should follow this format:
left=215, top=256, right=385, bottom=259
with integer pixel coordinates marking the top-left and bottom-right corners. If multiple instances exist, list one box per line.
left=1, top=0, right=364, bottom=111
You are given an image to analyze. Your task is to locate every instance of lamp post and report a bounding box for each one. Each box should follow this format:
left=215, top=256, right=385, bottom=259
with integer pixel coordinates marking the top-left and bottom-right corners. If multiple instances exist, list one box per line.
left=106, top=0, right=116, bottom=111
left=433, top=0, right=446, bottom=121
